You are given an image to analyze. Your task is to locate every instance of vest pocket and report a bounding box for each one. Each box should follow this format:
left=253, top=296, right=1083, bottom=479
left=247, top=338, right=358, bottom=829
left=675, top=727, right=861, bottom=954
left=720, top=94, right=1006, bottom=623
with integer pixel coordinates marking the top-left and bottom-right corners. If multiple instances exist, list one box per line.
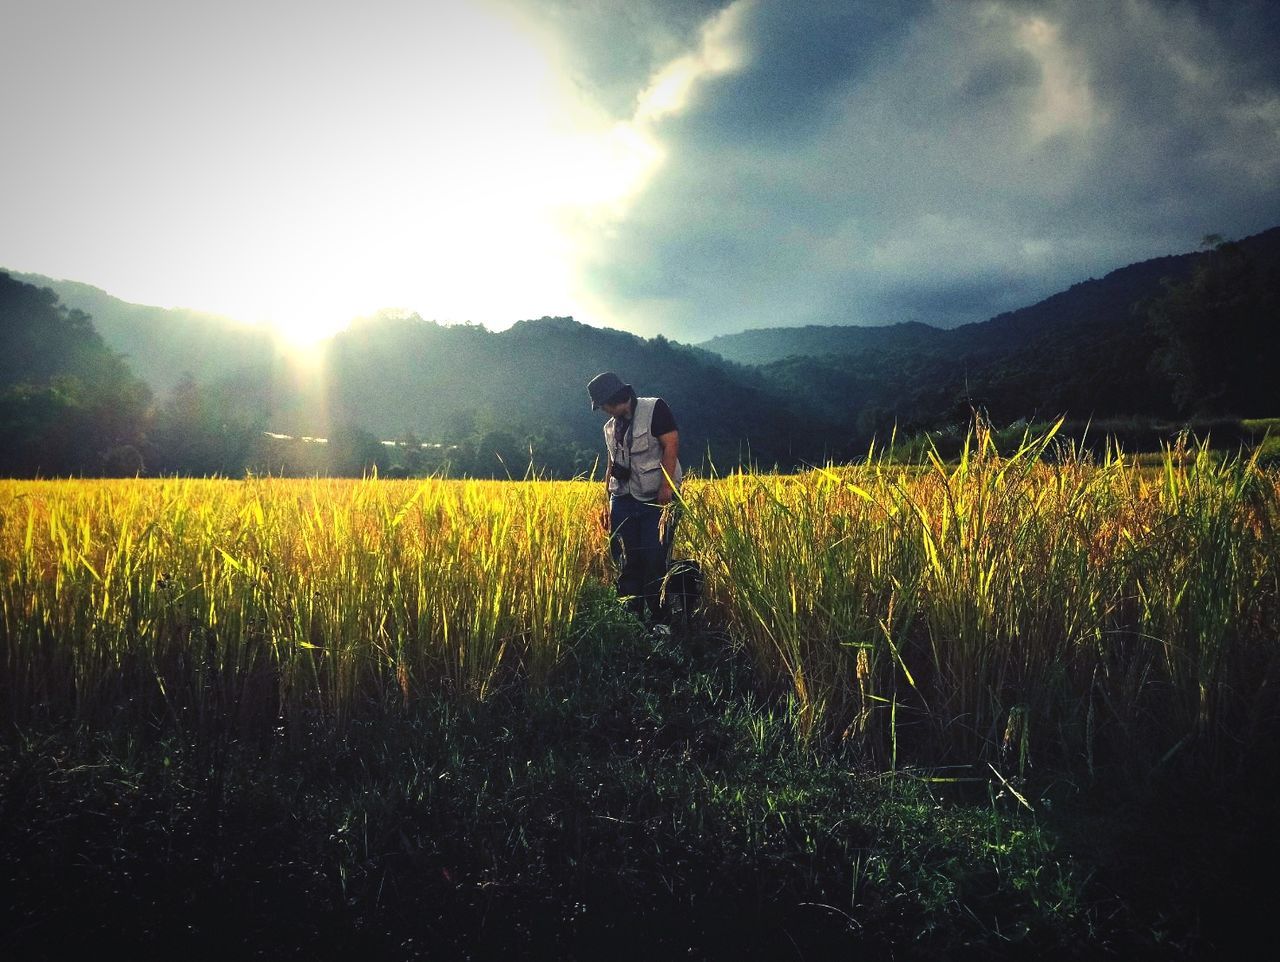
left=630, top=462, right=663, bottom=499
left=627, top=431, right=660, bottom=497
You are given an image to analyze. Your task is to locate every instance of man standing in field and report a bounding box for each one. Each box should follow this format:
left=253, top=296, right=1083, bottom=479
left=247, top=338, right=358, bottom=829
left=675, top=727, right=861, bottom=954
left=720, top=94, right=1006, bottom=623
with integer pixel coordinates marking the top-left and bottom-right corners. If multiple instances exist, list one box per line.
left=588, top=371, right=681, bottom=630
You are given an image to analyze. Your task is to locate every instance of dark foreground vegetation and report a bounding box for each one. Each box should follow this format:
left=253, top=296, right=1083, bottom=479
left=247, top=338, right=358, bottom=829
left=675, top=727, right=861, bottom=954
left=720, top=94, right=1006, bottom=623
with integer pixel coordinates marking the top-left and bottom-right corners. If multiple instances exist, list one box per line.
left=2, top=591, right=1274, bottom=961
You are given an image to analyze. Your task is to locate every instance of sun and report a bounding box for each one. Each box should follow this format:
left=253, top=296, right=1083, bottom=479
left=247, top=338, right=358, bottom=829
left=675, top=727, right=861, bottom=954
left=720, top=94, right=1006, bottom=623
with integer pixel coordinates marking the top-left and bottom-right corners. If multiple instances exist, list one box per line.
left=185, top=0, right=668, bottom=351
left=9, top=0, right=682, bottom=349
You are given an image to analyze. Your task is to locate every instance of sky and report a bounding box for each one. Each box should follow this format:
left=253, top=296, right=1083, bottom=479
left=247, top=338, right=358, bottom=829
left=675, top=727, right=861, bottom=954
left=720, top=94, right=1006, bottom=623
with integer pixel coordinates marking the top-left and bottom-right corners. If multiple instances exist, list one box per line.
left=2, top=0, right=1278, bottom=345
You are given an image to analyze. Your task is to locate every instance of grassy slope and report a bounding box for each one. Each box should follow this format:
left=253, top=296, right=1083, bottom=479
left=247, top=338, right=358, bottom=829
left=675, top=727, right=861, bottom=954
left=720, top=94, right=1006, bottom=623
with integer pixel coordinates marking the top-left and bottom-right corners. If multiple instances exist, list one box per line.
left=3, top=588, right=1272, bottom=961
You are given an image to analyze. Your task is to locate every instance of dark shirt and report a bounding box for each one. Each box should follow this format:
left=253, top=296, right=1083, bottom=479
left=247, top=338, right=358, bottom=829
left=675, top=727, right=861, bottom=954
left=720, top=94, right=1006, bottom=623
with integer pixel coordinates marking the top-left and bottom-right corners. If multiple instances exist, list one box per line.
left=613, top=398, right=678, bottom=451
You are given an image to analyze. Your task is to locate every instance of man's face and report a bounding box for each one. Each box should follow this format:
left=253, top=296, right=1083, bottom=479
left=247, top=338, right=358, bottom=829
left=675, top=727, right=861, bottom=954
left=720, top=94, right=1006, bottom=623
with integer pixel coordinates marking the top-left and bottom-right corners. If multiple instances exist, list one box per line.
left=601, top=398, right=632, bottom=419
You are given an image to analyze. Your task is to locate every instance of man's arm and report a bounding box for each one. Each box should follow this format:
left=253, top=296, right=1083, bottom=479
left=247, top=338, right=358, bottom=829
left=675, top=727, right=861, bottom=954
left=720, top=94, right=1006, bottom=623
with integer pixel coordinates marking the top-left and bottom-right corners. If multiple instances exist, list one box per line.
left=657, top=430, right=679, bottom=504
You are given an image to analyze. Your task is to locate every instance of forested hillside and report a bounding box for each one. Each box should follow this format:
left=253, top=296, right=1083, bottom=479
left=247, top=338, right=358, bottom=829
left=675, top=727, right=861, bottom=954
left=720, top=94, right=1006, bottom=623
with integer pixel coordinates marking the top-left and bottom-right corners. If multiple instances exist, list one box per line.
left=0, top=274, right=152, bottom=475
left=3, top=226, right=1277, bottom=478
left=712, top=229, right=1280, bottom=443
left=319, top=314, right=831, bottom=473
left=700, top=244, right=1210, bottom=367
left=10, top=273, right=283, bottom=396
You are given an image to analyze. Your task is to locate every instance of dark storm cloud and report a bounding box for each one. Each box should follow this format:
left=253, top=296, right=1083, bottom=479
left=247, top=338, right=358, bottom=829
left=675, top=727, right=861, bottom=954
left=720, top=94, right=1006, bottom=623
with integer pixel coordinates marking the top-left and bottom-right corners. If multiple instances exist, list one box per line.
left=527, top=0, right=1280, bottom=339
left=958, top=50, right=1042, bottom=101
left=508, top=0, right=731, bottom=116
left=679, top=1, right=927, bottom=143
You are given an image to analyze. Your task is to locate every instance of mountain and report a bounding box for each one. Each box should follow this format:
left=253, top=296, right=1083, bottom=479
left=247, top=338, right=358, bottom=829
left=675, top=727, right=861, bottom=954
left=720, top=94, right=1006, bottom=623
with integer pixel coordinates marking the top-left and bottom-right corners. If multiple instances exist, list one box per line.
left=0, top=273, right=152, bottom=475
left=0, top=271, right=837, bottom=472
left=5, top=223, right=1277, bottom=478
left=6, top=275, right=825, bottom=465
left=6, top=272, right=283, bottom=396
left=318, top=314, right=833, bottom=469
left=702, top=227, right=1280, bottom=438
left=701, top=320, right=947, bottom=367
left=697, top=247, right=1220, bottom=368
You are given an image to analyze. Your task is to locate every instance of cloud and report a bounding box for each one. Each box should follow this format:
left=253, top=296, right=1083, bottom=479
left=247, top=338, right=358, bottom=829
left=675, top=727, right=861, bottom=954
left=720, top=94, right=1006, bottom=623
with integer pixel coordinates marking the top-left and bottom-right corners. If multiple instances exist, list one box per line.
left=5, top=0, right=1276, bottom=341
left=525, top=0, right=1280, bottom=340
left=499, top=0, right=733, bottom=117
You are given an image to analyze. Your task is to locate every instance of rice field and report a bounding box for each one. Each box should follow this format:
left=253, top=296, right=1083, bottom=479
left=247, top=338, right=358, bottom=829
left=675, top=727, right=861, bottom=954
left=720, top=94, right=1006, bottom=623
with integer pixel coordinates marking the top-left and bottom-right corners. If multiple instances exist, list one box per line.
left=0, top=476, right=605, bottom=738
left=686, top=425, right=1280, bottom=779
left=3, top=421, right=1277, bottom=781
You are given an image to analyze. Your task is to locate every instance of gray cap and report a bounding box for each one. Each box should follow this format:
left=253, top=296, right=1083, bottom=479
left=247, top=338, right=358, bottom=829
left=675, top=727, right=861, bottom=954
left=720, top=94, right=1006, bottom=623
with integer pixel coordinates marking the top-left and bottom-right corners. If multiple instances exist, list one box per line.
left=587, top=371, right=630, bottom=409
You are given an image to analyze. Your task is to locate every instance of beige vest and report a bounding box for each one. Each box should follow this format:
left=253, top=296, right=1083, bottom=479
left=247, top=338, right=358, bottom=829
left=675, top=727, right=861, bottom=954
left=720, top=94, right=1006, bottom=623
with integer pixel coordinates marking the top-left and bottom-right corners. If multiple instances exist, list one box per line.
left=605, top=397, right=682, bottom=500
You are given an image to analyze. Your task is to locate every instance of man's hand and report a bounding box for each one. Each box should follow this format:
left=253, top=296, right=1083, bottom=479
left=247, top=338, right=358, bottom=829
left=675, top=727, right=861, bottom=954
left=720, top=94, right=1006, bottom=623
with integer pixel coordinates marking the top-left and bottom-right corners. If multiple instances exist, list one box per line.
left=599, top=504, right=611, bottom=532
left=657, top=430, right=679, bottom=507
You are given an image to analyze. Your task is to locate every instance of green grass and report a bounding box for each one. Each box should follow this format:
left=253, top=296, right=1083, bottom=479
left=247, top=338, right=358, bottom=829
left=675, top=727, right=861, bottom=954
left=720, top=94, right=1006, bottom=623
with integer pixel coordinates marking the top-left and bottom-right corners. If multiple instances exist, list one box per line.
left=3, top=590, right=1268, bottom=960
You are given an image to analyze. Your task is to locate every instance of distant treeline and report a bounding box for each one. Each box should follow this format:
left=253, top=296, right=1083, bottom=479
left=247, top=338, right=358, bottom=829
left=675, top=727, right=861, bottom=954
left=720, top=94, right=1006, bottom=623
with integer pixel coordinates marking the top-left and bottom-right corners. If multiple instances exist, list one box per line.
left=2, top=228, right=1278, bottom=478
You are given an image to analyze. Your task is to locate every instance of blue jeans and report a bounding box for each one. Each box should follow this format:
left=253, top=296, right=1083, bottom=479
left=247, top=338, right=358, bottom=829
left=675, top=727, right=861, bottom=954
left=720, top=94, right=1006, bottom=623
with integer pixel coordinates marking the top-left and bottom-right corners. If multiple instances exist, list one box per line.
left=609, top=494, right=670, bottom=624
